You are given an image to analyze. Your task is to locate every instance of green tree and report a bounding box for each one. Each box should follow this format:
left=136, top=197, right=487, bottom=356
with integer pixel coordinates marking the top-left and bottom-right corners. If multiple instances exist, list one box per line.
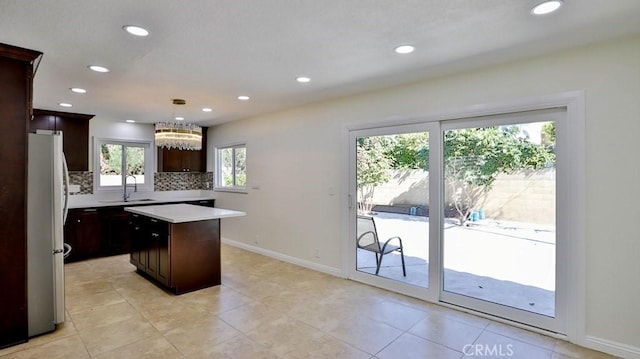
left=385, top=132, right=429, bottom=169
left=356, top=136, right=391, bottom=213
left=100, top=144, right=122, bottom=174
left=356, top=126, right=553, bottom=224
left=444, top=126, right=555, bottom=225
left=126, top=147, right=145, bottom=175
left=541, top=122, right=556, bottom=146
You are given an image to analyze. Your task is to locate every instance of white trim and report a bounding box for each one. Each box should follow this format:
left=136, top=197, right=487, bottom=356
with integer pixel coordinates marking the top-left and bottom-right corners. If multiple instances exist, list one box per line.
left=340, top=126, right=351, bottom=278
left=214, top=188, right=249, bottom=194
left=222, top=238, right=342, bottom=278
left=562, top=92, right=587, bottom=344
left=582, top=336, right=640, bottom=359
left=429, top=123, right=443, bottom=304
left=438, top=301, right=567, bottom=340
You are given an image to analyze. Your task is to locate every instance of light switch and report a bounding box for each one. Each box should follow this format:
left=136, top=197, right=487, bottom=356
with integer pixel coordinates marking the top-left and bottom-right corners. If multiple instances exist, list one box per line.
left=68, top=184, right=81, bottom=193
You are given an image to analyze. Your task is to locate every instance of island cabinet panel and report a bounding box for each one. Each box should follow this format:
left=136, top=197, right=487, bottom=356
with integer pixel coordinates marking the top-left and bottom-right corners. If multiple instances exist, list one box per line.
left=170, top=219, right=221, bottom=294
left=129, top=216, right=221, bottom=294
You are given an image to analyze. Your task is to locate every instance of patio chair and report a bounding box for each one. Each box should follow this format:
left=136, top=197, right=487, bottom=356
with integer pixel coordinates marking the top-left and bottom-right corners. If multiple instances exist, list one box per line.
left=357, top=215, right=406, bottom=276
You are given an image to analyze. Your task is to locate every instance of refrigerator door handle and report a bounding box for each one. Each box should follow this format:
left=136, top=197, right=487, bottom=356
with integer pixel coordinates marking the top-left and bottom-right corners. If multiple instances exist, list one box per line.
left=62, top=243, right=72, bottom=258
left=62, top=152, right=70, bottom=224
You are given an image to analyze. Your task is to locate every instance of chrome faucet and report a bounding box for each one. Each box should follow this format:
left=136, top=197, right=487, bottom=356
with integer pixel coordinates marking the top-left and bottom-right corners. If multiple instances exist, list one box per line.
left=124, top=175, right=137, bottom=201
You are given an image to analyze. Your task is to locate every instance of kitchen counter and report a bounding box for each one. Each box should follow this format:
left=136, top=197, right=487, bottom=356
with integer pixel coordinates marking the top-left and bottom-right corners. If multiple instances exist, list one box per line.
left=124, top=203, right=245, bottom=223
left=68, top=191, right=216, bottom=209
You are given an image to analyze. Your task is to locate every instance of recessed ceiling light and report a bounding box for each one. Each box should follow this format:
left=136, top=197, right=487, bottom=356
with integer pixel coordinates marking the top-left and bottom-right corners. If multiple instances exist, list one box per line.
left=394, top=45, right=415, bottom=54
left=126, top=120, right=136, bottom=123
left=175, top=117, right=185, bottom=121
left=531, top=0, right=563, bottom=15
left=70, top=87, right=87, bottom=94
left=123, top=25, right=150, bottom=37
left=237, top=95, right=250, bottom=101
left=296, top=76, right=311, bottom=83
left=202, top=108, right=213, bottom=112
left=59, top=103, right=73, bottom=108
left=88, top=65, right=110, bottom=73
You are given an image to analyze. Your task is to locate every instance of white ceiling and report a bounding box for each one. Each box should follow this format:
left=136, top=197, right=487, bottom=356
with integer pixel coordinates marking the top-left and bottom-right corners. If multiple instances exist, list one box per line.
left=2, top=0, right=640, bottom=126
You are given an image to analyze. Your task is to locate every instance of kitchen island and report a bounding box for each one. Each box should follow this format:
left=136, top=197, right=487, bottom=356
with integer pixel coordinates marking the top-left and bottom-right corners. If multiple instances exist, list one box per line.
left=124, top=203, right=245, bottom=294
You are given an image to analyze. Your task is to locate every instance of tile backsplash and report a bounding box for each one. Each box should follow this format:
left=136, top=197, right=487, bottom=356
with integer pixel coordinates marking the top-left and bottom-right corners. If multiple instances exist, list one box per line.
left=68, top=171, right=214, bottom=194
left=68, top=171, right=93, bottom=194
left=154, top=172, right=213, bottom=191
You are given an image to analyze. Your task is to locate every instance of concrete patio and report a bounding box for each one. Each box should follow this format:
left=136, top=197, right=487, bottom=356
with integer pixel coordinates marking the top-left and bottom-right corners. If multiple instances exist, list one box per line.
left=357, top=212, right=556, bottom=317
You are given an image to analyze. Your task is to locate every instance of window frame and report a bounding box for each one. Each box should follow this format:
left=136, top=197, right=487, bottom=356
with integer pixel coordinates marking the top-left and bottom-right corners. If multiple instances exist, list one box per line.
left=93, top=138, right=154, bottom=193
left=214, top=142, right=247, bottom=193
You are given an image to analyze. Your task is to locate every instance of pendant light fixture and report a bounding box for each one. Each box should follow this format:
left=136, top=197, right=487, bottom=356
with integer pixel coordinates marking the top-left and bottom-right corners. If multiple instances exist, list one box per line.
left=155, top=99, right=203, bottom=150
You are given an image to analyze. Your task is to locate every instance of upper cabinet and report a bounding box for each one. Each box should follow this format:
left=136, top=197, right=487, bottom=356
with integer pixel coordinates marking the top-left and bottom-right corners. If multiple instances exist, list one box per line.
left=31, top=109, right=94, bottom=171
left=157, top=127, right=207, bottom=172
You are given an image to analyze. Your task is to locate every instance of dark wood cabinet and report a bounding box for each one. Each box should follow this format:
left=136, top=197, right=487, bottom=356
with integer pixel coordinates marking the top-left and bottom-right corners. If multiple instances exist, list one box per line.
left=150, top=218, right=170, bottom=287
left=129, top=214, right=145, bottom=269
left=157, top=127, right=207, bottom=172
left=129, top=215, right=170, bottom=287
left=102, top=208, right=132, bottom=256
left=64, top=199, right=215, bottom=264
left=30, top=109, right=94, bottom=171
left=129, top=214, right=220, bottom=294
left=0, top=43, right=41, bottom=349
left=63, top=208, right=103, bottom=262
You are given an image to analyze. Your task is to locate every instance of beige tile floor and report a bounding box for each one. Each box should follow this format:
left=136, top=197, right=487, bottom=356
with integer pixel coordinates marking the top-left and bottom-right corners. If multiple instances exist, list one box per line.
left=0, top=245, right=618, bottom=359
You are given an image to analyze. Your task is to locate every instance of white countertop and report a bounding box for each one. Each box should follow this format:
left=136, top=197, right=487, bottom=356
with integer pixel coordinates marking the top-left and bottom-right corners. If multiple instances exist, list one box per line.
left=69, top=190, right=216, bottom=209
left=124, top=203, right=246, bottom=223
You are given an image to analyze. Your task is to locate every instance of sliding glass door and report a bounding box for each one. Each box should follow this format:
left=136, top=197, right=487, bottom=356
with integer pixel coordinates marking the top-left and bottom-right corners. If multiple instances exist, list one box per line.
left=440, top=109, right=566, bottom=333
left=348, top=107, right=567, bottom=333
left=349, top=123, right=440, bottom=301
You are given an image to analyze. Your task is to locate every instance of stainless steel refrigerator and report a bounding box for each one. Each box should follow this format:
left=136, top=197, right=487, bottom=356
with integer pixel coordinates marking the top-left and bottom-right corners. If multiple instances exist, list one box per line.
left=27, top=131, right=70, bottom=337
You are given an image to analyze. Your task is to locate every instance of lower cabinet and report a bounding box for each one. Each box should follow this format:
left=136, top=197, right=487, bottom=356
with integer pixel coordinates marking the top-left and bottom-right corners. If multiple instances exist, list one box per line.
left=64, top=207, right=133, bottom=262
left=64, top=199, right=215, bottom=263
left=102, top=208, right=132, bottom=256
left=64, top=208, right=103, bottom=262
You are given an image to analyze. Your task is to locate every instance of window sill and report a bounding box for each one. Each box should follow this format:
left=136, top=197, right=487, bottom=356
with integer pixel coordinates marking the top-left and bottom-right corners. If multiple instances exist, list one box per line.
left=214, top=187, right=248, bottom=194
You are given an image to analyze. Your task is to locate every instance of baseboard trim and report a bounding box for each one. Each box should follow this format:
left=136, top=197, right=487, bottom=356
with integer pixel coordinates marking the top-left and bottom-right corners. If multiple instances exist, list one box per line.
left=580, top=335, right=640, bottom=359
left=221, top=238, right=343, bottom=278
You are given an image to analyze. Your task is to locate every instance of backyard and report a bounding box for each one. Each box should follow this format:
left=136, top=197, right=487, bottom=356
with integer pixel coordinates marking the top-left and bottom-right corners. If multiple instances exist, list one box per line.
left=357, top=212, right=556, bottom=317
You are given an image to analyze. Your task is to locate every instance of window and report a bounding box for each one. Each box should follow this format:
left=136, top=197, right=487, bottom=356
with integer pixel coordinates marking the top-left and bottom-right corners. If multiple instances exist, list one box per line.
left=94, top=139, right=153, bottom=192
left=215, top=143, right=246, bottom=191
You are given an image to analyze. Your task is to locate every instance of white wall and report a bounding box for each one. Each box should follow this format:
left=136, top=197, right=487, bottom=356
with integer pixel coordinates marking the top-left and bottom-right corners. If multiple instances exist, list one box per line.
left=88, top=118, right=155, bottom=172
left=209, top=34, right=640, bottom=354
